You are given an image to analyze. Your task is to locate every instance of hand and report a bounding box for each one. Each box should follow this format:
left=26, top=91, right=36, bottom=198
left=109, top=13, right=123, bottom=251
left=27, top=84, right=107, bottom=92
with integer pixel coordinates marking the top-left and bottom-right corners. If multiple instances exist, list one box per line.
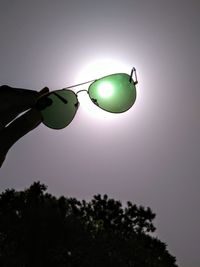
left=0, top=86, right=49, bottom=168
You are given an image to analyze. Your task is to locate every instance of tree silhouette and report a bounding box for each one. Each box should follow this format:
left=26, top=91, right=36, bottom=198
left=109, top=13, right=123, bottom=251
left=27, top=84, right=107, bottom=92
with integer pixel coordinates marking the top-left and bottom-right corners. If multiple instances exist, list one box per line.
left=0, top=182, right=178, bottom=267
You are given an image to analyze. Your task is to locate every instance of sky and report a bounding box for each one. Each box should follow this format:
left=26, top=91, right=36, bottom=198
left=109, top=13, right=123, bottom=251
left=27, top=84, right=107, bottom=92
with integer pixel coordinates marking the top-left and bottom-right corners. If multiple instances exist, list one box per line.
left=0, top=0, right=200, bottom=266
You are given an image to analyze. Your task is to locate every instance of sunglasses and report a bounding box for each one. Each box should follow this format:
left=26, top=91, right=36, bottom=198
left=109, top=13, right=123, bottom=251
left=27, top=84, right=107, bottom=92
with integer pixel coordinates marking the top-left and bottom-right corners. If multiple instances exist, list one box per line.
left=36, top=67, right=138, bottom=129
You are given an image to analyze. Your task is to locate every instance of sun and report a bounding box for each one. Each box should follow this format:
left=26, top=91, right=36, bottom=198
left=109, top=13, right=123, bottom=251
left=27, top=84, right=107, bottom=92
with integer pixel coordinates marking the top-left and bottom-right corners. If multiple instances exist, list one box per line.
left=97, top=81, right=114, bottom=98
left=74, top=58, right=132, bottom=119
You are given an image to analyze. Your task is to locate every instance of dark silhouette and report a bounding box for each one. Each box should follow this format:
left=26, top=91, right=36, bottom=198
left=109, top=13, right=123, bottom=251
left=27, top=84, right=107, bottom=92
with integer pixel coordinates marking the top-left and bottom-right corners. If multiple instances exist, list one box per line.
left=0, top=85, right=49, bottom=167
left=0, top=181, right=178, bottom=266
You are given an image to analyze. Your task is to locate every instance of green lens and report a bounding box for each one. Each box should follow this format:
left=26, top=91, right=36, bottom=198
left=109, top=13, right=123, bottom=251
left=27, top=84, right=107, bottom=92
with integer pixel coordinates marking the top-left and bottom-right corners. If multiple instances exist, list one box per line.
left=40, top=90, right=78, bottom=129
left=88, top=73, right=136, bottom=113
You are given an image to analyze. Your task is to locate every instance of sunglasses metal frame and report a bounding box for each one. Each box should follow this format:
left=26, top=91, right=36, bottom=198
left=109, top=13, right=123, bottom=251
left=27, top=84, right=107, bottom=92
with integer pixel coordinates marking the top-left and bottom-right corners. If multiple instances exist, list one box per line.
left=38, top=67, right=138, bottom=129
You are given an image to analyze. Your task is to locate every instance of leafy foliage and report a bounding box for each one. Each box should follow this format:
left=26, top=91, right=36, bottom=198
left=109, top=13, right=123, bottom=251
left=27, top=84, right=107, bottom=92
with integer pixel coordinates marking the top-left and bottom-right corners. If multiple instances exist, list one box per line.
left=0, top=182, right=178, bottom=267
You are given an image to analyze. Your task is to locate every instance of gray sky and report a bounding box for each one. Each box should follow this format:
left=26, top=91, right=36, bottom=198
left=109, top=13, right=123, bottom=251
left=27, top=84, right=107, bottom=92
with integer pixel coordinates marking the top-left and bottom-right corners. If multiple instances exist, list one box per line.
left=0, top=0, right=200, bottom=266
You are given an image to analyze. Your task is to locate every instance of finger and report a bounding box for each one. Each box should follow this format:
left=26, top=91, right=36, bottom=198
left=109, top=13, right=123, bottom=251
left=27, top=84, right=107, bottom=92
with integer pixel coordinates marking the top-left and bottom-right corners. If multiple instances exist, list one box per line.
left=0, top=108, right=42, bottom=161
left=39, top=87, right=49, bottom=96
left=0, top=85, right=40, bottom=111
left=0, top=85, right=49, bottom=112
left=0, top=152, right=6, bottom=168
left=0, top=86, right=49, bottom=128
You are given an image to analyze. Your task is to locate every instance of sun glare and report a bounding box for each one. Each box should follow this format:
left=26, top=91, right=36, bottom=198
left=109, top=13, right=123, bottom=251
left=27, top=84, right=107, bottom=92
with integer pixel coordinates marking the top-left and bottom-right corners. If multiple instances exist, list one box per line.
left=97, top=82, right=114, bottom=98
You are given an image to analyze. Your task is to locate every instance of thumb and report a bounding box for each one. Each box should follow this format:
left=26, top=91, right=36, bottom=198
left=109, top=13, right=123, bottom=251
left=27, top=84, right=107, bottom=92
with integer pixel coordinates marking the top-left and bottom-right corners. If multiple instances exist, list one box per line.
left=0, top=153, right=6, bottom=168
left=0, top=108, right=42, bottom=167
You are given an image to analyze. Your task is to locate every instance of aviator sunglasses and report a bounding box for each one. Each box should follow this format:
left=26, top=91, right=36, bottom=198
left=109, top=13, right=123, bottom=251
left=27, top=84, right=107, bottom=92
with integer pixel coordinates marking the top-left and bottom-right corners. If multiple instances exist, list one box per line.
left=36, top=67, right=138, bottom=129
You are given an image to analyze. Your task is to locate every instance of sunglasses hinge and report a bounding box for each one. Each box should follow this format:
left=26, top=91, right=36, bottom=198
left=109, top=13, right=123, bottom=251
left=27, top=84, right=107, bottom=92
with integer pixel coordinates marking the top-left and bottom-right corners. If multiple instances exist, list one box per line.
left=130, top=67, right=138, bottom=85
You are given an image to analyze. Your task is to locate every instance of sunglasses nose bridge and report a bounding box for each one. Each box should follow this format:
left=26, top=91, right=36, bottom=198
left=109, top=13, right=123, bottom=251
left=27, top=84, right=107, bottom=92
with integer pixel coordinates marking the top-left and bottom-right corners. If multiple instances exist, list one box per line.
left=76, top=89, right=88, bottom=95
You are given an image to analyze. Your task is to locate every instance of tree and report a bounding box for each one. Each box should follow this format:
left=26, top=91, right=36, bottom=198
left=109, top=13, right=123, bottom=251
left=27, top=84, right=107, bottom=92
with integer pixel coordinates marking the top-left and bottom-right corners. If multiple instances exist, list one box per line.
left=0, top=182, right=178, bottom=267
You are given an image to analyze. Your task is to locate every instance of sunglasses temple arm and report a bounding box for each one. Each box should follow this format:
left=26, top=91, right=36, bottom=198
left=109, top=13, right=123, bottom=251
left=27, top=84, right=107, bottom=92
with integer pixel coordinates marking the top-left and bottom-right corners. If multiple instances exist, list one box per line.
left=129, top=67, right=138, bottom=85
